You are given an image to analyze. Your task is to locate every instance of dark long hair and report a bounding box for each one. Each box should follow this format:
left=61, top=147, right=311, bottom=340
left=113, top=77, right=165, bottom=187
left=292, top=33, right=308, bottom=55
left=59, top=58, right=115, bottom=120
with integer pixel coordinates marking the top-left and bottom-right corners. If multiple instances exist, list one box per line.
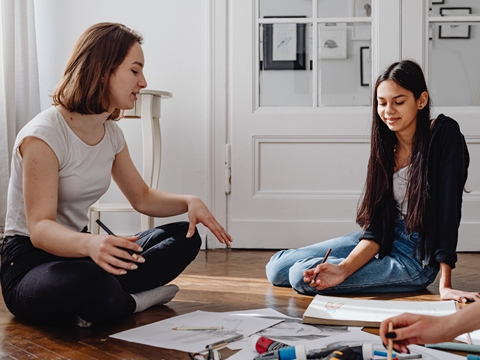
left=356, top=60, right=431, bottom=233
left=52, top=22, right=143, bottom=120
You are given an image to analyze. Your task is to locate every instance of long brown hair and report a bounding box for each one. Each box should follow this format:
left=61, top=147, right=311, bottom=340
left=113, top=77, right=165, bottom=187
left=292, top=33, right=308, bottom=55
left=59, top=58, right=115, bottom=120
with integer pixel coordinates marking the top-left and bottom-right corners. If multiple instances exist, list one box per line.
left=52, top=22, right=143, bottom=120
left=356, top=60, right=431, bottom=233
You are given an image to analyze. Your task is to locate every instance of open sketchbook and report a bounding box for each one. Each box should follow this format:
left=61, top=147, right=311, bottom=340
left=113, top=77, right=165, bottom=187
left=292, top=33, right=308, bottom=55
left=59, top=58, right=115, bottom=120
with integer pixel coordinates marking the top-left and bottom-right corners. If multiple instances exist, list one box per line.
left=302, top=295, right=458, bottom=327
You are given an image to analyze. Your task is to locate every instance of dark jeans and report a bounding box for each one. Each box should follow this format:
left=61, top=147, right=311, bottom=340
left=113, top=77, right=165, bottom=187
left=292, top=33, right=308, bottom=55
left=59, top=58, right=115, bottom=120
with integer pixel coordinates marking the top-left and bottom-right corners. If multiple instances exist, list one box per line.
left=0, top=221, right=201, bottom=325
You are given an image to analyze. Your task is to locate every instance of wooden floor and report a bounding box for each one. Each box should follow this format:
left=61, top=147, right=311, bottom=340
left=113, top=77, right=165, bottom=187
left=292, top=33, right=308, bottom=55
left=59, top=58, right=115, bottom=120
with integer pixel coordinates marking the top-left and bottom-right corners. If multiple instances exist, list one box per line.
left=0, top=249, right=479, bottom=359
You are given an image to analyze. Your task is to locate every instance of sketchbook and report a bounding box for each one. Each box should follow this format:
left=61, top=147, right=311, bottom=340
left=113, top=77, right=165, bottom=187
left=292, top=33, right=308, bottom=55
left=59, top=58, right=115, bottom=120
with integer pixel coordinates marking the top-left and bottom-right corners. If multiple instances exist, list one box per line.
left=302, top=295, right=458, bottom=327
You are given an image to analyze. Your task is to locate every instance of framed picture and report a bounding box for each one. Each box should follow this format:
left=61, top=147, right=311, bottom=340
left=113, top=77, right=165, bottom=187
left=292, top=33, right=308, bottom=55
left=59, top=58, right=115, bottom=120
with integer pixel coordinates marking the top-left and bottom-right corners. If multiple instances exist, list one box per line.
left=439, top=7, right=472, bottom=39
left=319, top=28, right=347, bottom=59
left=262, top=17, right=306, bottom=70
left=360, top=46, right=370, bottom=86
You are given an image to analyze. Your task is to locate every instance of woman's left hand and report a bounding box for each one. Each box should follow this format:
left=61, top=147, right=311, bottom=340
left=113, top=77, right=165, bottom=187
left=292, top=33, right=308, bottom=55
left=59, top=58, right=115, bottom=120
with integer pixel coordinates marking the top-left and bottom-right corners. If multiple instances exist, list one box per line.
left=186, top=196, right=233, bottom=246
left=440, top=287, right=480, bottom=303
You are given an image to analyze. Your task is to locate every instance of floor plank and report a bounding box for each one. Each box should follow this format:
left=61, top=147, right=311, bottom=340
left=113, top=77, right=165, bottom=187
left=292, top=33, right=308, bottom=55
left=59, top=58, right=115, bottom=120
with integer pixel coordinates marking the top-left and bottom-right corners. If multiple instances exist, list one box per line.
left=0, top=249, right=478, bottom=359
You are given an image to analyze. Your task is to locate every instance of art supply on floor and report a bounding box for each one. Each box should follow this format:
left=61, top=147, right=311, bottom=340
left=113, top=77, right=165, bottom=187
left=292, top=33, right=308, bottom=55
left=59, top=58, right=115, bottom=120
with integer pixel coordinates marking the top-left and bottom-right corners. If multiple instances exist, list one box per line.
left=321, top=346, right=358, bottom=360
left=173, top=326, right=224, bottom=331
left=250, top=335, right=291, bottom=354
left=306, top=344, right=373, bottom=359
left=253, top=345, right=307, bottom=360
left=425, top=342, right=480, bottom=353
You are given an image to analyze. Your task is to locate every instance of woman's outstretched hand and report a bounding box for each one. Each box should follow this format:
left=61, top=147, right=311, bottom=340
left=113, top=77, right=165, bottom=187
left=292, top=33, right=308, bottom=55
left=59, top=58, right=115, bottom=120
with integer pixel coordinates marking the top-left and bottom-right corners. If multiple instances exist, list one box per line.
left=186, top=196, right=233, bottom=246
left=440, top=287, right=480, bottom=303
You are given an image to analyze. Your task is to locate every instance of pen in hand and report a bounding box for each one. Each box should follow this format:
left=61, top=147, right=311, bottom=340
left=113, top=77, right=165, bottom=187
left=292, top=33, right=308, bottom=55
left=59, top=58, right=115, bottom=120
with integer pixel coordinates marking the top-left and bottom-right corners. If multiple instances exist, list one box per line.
left=96, top=219, right=116, bottom=236
left=310, top=248, right=332, bottom=285
left=95, top=219, right=140, bottom=258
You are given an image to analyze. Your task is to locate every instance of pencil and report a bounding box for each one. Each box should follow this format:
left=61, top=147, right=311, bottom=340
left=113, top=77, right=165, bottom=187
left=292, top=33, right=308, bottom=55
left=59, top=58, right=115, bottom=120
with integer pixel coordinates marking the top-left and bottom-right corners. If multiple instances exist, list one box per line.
left=388, top=321, right=394, bottom=360
left=173, top=326, right=224, bottom=331
left=310, top=248, right=332, bottom=285
left=466, top=332, right=473, bottom=345
left=205, top=334, right=243, bottom=350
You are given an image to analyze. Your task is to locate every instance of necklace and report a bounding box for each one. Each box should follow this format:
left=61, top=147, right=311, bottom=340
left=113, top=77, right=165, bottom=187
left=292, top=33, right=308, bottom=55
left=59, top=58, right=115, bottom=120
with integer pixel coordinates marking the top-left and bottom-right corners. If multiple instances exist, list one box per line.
left=394, top=145, right=411, bottom=170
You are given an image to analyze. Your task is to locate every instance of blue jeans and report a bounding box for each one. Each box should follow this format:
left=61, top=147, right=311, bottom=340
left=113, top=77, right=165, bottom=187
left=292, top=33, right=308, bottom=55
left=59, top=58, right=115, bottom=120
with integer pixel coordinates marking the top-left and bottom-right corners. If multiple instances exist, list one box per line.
left=1, top=221, right=201, bottom=325
left=265, top=216, right=438, bottom=295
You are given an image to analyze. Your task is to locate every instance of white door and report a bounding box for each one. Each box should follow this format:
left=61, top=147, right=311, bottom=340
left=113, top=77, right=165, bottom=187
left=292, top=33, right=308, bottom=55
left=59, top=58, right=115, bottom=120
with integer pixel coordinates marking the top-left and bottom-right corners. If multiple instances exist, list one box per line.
left=226, top=0, right=400, bottom=248
left=224, top=0, right=480, bottom=250
left=401, top=0, right=480, bottom=251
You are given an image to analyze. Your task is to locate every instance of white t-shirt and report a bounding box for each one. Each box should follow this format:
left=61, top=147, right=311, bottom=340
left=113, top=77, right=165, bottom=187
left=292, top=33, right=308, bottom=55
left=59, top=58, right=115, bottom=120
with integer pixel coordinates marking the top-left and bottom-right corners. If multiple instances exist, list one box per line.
left=5, top=107, right=125, bottom=237
left=393, top=165, right=410, bottom=216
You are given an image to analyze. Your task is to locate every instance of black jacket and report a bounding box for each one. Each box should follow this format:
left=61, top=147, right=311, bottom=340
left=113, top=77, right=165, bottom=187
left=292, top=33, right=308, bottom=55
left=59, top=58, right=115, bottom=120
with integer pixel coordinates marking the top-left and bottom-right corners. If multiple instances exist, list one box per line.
left=361, top=114, right=469, bottom=270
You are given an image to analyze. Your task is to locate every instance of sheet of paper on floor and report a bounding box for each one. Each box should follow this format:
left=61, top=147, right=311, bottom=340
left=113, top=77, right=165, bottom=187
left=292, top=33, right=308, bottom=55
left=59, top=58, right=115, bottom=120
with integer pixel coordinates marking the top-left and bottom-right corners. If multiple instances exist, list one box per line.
left=223, top=308, right=361, bottom=351
left=110, top=309, right=282, bottom=353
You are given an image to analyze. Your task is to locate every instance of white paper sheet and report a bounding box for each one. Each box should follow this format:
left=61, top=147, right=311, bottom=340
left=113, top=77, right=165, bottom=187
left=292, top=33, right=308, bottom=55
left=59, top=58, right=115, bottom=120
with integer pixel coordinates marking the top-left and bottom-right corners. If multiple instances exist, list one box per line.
left=224, top=308, right=361, bottom=351
left=110, top=310, right=282, bottom=353
left=304, top=295, right=458, bottom=326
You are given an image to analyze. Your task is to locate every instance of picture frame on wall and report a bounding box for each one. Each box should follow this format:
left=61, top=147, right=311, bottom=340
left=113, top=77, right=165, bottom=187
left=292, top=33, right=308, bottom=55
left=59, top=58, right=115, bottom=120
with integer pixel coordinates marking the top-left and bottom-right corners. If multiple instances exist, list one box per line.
left=360, top=46, right=370, bottom=86
left=319, top=27, right=347, bottom=59
left=439, top=7, right=472, bottom=39
left=262, top=16, right=306, bottom=70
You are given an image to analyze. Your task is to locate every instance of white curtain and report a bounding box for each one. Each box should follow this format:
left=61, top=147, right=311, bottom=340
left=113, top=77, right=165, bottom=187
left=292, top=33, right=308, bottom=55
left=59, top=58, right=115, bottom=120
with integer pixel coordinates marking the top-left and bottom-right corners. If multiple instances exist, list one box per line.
left=0, top=0, right=40, bottom=229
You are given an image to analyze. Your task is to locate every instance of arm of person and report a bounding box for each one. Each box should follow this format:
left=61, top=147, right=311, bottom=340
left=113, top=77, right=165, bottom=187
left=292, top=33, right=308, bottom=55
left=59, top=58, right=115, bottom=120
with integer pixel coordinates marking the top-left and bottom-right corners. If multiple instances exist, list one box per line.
left=379, top=301, right=480, bottom=353
left=438, top=262, right=480, bottom=302
left=22, top=137, right=144, bottom=275
left=304, top=239, right=380, bottom=290
left=111, top=143, right=232, bottom=246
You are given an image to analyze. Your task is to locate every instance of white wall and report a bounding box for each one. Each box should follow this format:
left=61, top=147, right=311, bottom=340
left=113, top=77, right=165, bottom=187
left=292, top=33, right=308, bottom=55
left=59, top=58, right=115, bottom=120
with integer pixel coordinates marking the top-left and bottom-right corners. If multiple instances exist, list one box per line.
left=34, top=0, right=210, bottom=235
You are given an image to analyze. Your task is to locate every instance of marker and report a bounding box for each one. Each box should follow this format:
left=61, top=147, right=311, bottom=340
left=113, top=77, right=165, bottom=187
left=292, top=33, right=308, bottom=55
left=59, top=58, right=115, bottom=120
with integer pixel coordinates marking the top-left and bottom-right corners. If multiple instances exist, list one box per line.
left=425, top=342, right=480, bottom=353
left=173, top=326, right=224, bottom=331
left=310, top=248, right=332, bottom=285
left=375, top=350, right=397, bottom=358
left=96, top=219, right=138, bottom=257
left=96, top=219, right=116, bottom=236
left=206, top=334, right=243, bottom=350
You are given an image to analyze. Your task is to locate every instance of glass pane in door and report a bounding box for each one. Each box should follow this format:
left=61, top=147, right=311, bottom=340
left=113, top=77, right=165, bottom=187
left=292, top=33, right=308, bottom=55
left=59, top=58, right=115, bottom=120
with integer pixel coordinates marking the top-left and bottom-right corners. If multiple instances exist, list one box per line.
left=317, top=0, right=372, bottom=18
left=428, top=20, right=480, bottom=106
left=260, top=0, right=312, bottom=18
left=259, top=23, right=313, bottom=107
left=317, top=23, right=371, bottom=106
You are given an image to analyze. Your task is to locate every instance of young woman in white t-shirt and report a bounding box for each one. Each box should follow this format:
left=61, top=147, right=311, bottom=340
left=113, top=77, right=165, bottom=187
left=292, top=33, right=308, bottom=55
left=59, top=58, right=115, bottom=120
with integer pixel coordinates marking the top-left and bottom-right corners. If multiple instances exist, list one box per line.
left=1, top=22, right=232, bottom=326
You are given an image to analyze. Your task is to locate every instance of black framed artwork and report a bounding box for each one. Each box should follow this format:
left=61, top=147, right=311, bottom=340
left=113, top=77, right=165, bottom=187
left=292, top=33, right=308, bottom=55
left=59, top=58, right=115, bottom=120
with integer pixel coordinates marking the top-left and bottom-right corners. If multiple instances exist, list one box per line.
left=262, top=16, right=306, bottom=70
left=439, top=7, right=472, bottom=39
left=360, top=46, right=370, bottom=86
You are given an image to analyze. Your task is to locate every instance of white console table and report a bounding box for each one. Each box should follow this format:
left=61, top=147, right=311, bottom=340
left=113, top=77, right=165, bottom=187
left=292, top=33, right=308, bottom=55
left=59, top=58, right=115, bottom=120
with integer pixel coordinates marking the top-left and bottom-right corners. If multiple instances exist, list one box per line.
left=89, top=89, right=172, bottom=234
